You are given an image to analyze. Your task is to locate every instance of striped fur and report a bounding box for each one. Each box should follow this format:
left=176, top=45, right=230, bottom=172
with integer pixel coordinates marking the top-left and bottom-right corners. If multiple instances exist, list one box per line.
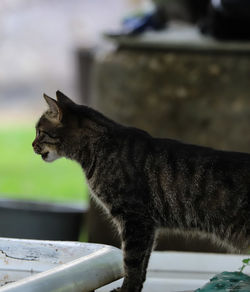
left=33, top=91, right=250, bottom=292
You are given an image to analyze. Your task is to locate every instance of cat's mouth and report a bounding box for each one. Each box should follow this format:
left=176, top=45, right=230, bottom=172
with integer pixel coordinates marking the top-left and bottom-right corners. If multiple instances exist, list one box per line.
left=41, top=152, right=49, bottom=160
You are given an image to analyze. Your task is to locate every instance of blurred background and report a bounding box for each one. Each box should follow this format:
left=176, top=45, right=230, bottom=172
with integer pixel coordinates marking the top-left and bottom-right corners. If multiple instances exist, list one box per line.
left=0, top=0, right=130, bottom=203
left=0, top=0, right=250, bottom=250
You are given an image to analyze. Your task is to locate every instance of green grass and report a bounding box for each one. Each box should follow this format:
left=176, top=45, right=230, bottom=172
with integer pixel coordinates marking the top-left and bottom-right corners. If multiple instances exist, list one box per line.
left=0, top=125, right=88, bottom=203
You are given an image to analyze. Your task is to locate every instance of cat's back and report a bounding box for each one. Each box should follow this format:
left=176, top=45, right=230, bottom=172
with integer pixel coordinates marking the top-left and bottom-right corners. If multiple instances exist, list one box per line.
left=115, top=127, right=250, bottom=174
left=152, top=136, right=250, bottom=168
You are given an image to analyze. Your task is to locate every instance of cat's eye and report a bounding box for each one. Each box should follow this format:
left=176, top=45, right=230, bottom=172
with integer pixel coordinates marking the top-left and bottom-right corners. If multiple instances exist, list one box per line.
left=36, top=128, right=56, bottom=139
left=42, top=131, right=58, bottom=139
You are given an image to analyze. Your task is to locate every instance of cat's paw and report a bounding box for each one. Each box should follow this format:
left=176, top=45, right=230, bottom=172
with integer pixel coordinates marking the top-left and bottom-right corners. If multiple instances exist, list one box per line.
left=110, top=288, right=121, bottom=292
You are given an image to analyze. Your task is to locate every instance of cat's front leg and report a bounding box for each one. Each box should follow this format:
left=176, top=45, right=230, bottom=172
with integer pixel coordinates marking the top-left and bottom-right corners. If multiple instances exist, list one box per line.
left=111, top=219, right=156, bottom=292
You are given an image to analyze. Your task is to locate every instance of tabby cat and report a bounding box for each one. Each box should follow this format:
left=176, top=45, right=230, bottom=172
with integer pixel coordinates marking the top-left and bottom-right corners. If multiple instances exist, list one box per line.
left=32, top=91, right=250, bottom=292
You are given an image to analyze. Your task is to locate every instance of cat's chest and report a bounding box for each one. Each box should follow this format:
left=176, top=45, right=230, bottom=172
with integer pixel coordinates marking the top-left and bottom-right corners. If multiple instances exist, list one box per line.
left=90, top=189, right=109, bottom=210
left=87, top=178, right=113, bottom=213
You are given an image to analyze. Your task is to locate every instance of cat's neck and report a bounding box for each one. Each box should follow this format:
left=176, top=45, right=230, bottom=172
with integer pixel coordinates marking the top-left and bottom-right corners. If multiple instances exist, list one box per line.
left=67, top=106, right=119, bottom=170
left=79, top=105, right=121, bottom=132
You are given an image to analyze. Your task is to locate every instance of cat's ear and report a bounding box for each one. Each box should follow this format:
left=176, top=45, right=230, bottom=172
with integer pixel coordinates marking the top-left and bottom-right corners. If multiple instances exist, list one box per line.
left=43, top=93, right=62, bottom=122
left=56, top=90, right=75, bottom=105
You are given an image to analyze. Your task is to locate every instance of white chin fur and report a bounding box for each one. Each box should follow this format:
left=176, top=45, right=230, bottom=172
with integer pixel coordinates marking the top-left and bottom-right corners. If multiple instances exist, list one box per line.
left=43, top=151, right=60, bottom=162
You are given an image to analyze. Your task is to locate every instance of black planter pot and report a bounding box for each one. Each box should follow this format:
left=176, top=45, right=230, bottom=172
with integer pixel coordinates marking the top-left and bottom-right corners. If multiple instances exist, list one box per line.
left=0, top=198, right=88, bottom=241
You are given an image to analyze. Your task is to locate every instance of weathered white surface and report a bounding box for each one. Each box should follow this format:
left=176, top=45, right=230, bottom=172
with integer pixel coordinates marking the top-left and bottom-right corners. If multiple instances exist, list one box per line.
left=0, top=238, right=123, bottom=291
left=98, top=251, right=250, bottom=292
left=0, top=238, right=249, bottom=292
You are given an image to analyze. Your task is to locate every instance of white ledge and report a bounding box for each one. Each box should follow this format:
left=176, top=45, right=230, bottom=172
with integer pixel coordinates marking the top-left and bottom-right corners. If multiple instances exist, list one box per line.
left=0, top=238, right=123, bottom=292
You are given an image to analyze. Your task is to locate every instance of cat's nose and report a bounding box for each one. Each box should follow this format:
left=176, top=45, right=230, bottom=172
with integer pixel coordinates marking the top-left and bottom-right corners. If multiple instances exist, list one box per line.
left=32, top=138, right=39, bottom=148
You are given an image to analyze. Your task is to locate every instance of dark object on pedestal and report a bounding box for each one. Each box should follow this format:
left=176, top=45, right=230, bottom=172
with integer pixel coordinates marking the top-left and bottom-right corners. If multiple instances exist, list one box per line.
left=201, top=0, right=250, bottom=40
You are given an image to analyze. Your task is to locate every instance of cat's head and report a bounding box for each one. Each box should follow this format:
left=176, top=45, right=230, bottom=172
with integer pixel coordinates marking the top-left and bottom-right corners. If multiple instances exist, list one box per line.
left=32, top=91, right=79, bottom=162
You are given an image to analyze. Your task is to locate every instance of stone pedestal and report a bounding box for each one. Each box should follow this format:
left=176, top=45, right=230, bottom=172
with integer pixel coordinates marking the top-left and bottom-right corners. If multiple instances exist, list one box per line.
left=92, top=31, right=250, bottom=152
